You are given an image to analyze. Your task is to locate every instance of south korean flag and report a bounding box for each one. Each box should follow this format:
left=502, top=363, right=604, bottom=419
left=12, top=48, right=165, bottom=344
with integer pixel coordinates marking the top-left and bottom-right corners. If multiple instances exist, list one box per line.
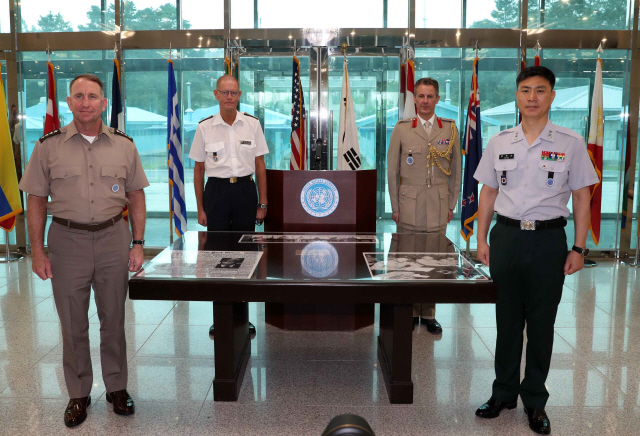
left=337, top=57, right=361, bottom=170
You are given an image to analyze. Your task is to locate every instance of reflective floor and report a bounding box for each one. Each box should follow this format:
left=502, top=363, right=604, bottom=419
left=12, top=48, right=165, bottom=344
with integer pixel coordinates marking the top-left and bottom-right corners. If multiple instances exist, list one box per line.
left=1, top=257, right=639, bottom=435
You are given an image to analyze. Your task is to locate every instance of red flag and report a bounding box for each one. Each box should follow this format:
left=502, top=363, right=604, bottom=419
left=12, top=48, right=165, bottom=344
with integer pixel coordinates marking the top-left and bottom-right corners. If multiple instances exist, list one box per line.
left=44, top=62, right=60, bottom=134
left=534, top=55, right=541, bottom=66
left=587, top=58, right=604, bottom=245
left=399, top=63, right=406, bottom=119
left=403, top=60, right=415, bottom=118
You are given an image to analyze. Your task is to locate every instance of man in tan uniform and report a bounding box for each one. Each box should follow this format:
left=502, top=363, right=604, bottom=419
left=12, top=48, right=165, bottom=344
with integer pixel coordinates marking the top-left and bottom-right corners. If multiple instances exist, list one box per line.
left=19, top=74, right=149, bottom=428
left=387, top=77, right=461, bottom=334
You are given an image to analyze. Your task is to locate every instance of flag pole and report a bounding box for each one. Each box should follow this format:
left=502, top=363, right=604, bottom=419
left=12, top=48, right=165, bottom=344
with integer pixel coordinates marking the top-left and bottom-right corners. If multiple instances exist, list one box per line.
left=168, top=43, right=174, bottom=244
left=0, top=231, right=24, bottom=264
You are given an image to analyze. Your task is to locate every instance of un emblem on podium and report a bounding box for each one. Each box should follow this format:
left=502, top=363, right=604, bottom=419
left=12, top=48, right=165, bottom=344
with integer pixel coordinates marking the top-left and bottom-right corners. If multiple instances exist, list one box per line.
left=300, top=178, right=340, bottom=217
left=300, top=241, right=339, bottom=278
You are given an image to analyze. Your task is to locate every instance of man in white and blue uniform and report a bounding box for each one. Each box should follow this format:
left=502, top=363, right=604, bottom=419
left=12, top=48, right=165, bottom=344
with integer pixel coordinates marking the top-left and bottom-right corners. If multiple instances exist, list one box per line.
left=473, top=66, right=598, bottom=435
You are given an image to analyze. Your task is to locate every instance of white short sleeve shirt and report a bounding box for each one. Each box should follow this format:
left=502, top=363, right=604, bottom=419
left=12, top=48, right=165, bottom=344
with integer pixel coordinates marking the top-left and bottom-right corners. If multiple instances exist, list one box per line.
left=189, top=111, right=269, bottom=178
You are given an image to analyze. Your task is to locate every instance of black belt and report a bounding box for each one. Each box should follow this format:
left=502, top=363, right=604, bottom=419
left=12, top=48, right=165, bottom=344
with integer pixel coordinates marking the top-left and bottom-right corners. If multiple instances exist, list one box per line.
left=53, top=213, right=123, bottom=232
left=496, top=214, right=567, bottom=231
left=208, top=175, right=253, bottom=184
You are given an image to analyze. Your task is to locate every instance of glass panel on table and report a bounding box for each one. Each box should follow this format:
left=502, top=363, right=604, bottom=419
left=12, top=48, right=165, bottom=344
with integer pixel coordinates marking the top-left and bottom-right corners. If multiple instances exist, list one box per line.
left=18, top=0, right=116, bottom=32
left=530, top=49, right=629, bottom=251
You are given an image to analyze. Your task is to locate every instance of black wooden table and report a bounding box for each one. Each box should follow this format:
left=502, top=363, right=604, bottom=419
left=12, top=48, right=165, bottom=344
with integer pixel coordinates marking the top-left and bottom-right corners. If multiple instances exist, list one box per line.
left=128, top=231, right=496, bottom=404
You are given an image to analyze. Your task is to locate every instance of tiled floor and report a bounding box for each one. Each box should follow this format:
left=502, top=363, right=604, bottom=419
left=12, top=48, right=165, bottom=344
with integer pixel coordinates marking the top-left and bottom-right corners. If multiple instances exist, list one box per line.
left=1, top=257, right=639, bottom=435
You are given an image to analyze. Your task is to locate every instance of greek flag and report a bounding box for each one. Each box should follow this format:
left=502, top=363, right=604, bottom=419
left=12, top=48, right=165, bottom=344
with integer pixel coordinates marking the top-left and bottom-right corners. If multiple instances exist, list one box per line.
left=167, top=60, right=187, bottom=236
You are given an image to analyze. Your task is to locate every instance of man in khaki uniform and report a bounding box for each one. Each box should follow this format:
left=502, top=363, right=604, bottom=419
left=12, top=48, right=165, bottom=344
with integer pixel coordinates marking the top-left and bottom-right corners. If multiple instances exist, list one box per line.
left=19, top=74, right=149, bottom=428
left=387, top=77, right=461, bottom=334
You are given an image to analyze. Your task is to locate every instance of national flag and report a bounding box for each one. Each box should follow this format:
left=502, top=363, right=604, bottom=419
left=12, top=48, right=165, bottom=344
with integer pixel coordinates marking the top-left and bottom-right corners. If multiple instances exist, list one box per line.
left=587, top=57, right=604, bottom=245
left=110, top=59, right=124, bottom=130
left=110, top=58, right=129, bottom=223
left=0, top=75, right=23, bottom=231
left=534, top=54, right=541, bottom=66
left=44, top=62, right=59, bottom=134
left=403, top=59, right=416, bottom=119
left=399, top=63, right=406, bottom=119
left=337, top=57, right=361, bottom=171
left=460, top=57, right=482, bottom=241
left=289, top=56, right=306, bottom=170
left=167, top=60, right=187, bottom=237
left=621, top=117, right=632, bottom=230
left=224, top=57, right=231, bottom=75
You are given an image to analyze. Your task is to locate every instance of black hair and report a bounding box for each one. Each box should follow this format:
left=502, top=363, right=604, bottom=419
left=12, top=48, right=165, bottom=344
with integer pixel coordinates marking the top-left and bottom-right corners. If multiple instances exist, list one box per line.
left=516, top=66, right=556, bottom=90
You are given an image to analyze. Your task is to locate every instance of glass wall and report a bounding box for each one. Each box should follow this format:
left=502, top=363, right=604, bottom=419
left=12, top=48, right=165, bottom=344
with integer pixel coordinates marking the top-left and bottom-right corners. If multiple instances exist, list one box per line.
left=231, top=0, right=407, bottom=28
left=416, top=0, right=520, bottom=28
left=529, top=49, right=629, bottom=250
left=18, top=0, right=116, bottom=32
left=124, top=48, right=226, bottom=246
left=528, top=0, right=631, bottom=30
left=122, top=0, right=223, bottom=30
left=0, top=0, right=9, bottom=33
left=239, top=56, right=310, bottom=170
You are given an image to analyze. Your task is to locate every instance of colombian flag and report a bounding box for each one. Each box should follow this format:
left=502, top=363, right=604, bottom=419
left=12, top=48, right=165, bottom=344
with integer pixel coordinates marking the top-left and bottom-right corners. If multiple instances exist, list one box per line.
left=0, top=75, right=23, bottom=231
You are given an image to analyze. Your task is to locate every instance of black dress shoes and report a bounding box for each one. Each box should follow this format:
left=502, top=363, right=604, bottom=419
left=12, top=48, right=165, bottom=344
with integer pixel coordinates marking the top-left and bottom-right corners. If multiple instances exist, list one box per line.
left=209, top=322, right=257, bottom=339
left=475, top=397, right=517, bottom=418
left=422, top=318, right=443, bottom=334
left=106, top=389, right=135, bottom=416
left=64, top=395, right=91, bottom=428
left=524, top=407, right=551, bottom=434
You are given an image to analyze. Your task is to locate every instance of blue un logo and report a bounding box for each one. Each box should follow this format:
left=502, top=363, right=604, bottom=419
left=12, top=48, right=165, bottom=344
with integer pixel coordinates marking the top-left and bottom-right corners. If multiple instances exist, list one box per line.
left=300, top=178, right=340, bottom=218
left=300, top=241, right=339, bottom=278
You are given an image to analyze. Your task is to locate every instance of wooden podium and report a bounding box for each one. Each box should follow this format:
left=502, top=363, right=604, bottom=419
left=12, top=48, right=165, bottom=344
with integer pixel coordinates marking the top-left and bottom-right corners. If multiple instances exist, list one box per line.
left=264, top=169, right=376, bottom=331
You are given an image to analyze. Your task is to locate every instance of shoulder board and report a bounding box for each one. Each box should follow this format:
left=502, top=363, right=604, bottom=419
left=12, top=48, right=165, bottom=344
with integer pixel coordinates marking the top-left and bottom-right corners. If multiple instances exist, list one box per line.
left=38, top=129, right=61, bottom=143
left=114, top=129, right=133, bottom=142
left=498, top=126, right=517, bottom=135
left=244, top=112, right=259, bottom=120
left=397, top=118, right=414, bottom=124
left=199, top=115, right=213, bottom=124
left=438, top=117, right=456, bottom=123
left=553, top=125, right=583, bottom=140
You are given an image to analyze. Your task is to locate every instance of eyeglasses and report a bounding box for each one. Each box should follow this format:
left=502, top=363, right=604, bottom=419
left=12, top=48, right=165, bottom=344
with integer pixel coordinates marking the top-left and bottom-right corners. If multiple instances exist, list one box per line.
left=217, top=90, right=240, bottom=97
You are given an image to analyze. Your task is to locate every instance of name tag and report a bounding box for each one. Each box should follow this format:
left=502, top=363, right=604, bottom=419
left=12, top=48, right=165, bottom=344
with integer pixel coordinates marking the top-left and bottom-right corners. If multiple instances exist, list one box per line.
left=240, top=140, right=252, bottom=145
left=499, top=154, right=514, bottom=160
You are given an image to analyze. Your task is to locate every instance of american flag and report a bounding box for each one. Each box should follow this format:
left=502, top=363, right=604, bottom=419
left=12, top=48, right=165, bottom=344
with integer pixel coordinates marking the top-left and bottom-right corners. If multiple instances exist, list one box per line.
left=290, top=56, right=306, bottom=170
left=460, top=57, right=482, bottom=241
left=167, top=59, right=187, bottom=236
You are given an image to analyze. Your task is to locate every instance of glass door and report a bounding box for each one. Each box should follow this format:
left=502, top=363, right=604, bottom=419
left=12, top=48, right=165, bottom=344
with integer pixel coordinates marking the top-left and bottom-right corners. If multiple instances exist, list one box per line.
left=328, top=55, right=400, bottom=220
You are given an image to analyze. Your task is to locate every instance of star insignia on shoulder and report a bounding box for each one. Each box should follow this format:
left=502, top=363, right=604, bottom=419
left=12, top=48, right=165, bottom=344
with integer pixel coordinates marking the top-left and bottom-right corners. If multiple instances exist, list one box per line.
left=114, top=129, right=133, bottom=142
left=38, top=129, right=62, bottom=143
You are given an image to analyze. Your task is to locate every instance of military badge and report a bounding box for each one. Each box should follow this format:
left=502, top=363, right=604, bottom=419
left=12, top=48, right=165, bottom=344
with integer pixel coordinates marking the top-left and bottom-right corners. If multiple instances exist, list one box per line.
left=437, top=139, right=450, bottom=145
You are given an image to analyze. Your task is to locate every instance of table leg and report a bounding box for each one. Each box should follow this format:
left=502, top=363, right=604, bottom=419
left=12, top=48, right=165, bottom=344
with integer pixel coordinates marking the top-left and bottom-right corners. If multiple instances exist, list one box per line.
left=213, top=302, right=251, bottom=401
left=377, top=303, right=414, bottom=404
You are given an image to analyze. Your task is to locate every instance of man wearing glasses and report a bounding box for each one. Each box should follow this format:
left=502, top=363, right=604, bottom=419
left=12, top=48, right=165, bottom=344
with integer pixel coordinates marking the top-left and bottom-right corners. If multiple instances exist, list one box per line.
left=189, top=74, right=268, bottom=337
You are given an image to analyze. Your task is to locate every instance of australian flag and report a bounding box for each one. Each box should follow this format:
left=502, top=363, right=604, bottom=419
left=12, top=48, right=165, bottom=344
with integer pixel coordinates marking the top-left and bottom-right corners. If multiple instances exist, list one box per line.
left=460, top=57, right=482, bottom=241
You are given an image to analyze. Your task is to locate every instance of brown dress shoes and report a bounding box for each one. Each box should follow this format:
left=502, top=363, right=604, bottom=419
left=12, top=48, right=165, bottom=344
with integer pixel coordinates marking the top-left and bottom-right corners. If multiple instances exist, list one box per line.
left=106, top=389, right=135, bottom=415
left=64, top=395, right=91, bottom=428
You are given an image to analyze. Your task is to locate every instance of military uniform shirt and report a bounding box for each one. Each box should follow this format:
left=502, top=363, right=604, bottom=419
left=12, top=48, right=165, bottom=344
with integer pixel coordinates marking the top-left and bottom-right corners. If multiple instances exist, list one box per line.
left=189, top=111, right=269, bottom=178
left=19, top=122, right=149, bottom=223
left=473, top=120, right=599, bottom=221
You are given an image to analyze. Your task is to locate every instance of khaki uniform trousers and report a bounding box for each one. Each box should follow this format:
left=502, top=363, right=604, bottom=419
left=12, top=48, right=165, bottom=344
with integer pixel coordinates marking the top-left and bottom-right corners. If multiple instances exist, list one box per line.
left=48, top=218, right=131, bottom=398
left=396, top=224, right=446, bottom=319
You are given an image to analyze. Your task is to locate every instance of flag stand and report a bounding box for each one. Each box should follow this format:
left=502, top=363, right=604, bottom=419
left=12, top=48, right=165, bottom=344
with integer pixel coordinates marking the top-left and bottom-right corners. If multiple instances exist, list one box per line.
left=0, top=231, right=24, bottom=263
left=621, top=237, right=640, bottom=267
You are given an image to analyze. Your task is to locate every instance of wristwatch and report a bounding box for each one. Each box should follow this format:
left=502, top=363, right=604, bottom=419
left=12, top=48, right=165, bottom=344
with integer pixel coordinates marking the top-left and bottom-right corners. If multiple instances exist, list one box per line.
left=132, top=239, right=145, bottom=247
left=258, top=203, right=268, bottom=209
left=572, top=245, right=589, bottom=257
